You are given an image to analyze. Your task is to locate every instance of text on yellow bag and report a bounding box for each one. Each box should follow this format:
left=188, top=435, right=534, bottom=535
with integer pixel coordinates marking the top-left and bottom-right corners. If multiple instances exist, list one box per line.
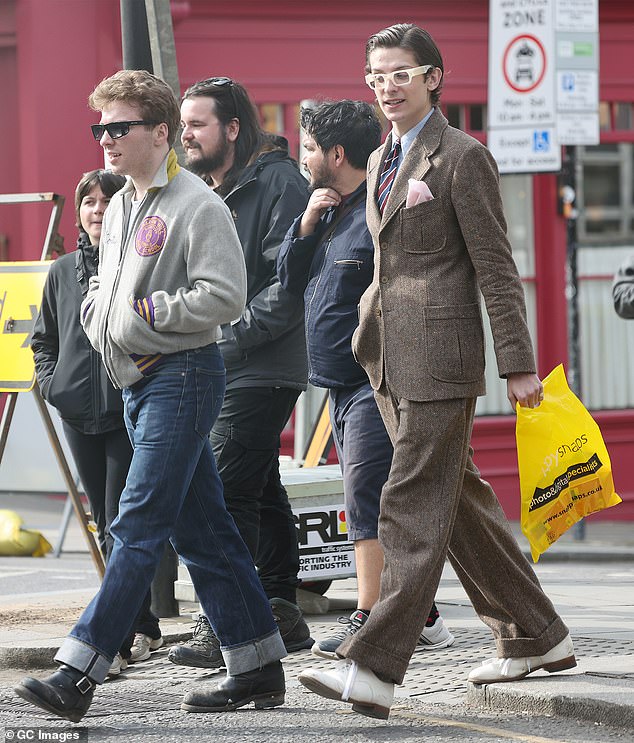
left=516, top=364, right=621, bottom=562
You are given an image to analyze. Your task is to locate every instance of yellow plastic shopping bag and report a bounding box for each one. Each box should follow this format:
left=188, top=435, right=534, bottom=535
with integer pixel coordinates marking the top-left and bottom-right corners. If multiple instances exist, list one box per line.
left=516, top=364, right=621, bottom=562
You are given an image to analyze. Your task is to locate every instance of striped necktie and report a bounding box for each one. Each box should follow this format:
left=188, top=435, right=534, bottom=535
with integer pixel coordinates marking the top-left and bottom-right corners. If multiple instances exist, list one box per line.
left=377, top=138, right=401, bottom=214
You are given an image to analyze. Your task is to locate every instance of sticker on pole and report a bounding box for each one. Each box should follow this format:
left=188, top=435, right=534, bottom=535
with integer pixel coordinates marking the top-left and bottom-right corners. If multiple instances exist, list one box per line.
left=0, top=262, right=52, bottom=392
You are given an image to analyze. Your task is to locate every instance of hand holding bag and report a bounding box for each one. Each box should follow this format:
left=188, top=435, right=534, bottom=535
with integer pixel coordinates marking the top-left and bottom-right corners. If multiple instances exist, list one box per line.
left=516, top=364, right=621, bottom=561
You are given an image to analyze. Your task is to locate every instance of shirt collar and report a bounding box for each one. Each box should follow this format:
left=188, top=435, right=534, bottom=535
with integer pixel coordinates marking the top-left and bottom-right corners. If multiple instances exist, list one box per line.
left=394, top=107, right=435, bottom=162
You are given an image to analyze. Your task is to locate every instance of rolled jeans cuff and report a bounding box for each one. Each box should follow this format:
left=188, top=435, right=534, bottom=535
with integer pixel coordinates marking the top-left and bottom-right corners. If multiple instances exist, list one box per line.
left=55, top=636, right=112, bottom=684
left=221, top=629, right=286, bottom=675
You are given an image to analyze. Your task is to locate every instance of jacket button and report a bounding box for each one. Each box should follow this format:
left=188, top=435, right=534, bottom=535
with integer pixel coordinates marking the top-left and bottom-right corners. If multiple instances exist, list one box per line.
left=376, top=309, right=382, bottom=317
left=381, top=276, right=388, bottom=283
left=380, top=242, right=388, bottom=250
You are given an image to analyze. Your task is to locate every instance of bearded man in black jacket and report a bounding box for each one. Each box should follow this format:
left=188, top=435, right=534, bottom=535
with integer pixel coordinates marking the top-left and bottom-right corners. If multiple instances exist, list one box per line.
left=171, top=78, right=311, bottom=672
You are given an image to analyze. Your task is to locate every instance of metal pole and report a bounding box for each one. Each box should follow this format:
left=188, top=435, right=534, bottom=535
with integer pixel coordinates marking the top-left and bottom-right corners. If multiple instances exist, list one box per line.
left=0, top=393, right=18, bottom=464
left=145, top=0, right=180, bottom=97
left=562, top=145, right=586, bottom=541
left=144, top=0, right=185, bottom=163
left=117, top=0, right=181, bottom=615
left=31, top=384, right=105, bottom=576
left=564, top=146, right=581, bottom=399
left=120, top=0, right=153, bottom=72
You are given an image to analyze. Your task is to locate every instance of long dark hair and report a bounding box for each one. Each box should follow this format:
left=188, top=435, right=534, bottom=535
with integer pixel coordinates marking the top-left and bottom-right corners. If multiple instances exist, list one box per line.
left=182, top=78, right=266, bottom=195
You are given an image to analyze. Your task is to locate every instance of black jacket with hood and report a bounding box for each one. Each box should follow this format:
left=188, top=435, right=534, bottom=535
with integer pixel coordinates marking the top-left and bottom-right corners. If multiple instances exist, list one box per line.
left=31, top=234, right=125, bottom=434
left=218, top=144, right=310, bottom=390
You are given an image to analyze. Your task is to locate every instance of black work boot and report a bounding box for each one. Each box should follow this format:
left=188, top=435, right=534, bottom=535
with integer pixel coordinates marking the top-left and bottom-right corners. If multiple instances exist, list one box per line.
left=269, top=598, right=313, bottom=652
left=15, top=665, right=95, bottom=723
left=181, top=660, right=285, bottom=712
left=167, top=615, right=223, bottom=669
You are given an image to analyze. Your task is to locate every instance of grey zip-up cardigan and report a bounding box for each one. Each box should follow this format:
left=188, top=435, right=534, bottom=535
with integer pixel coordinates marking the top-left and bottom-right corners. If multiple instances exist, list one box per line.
left=81, top=150, right=247, bottom=389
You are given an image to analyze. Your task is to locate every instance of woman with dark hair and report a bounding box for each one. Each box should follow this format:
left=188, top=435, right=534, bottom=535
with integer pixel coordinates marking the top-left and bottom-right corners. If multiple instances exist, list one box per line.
left=32, top=169, right=162, bottom=676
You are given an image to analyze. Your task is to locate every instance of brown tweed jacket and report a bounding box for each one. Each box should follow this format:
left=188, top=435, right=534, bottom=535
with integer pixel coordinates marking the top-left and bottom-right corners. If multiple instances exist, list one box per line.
left=352, top=108, right=536, bottom=402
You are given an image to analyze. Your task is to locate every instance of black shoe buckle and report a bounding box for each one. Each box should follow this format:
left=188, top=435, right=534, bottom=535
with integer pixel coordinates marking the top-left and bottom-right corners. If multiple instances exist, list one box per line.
left=75, top=676, right=94, bottom=694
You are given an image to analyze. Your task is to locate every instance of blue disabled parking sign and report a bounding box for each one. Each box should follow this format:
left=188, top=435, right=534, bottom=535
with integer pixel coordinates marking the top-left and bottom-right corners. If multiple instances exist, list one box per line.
left=533, top=130, right=551, bottom=152
left=562, top=73, right=576, bottom=92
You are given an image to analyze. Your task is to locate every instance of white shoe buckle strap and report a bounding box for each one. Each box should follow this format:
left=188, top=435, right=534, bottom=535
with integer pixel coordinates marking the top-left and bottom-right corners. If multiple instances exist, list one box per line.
left=499, top=657, right=530, bottom=677
left=341, top=661, right=358, bottom=702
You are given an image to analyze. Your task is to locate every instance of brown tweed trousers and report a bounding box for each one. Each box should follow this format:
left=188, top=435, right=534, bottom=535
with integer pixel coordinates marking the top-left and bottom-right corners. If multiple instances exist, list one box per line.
left=339, top=108, right=569, bottom=684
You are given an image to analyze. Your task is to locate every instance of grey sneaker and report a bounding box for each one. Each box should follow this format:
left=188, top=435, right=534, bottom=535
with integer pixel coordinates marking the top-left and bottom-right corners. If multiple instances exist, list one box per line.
left=107, top=652, right=128, bottom=677
left=129, top=633, right=164, bottom=662
left=167, top=615, right=223, bottom=669
left=311, top=609, right=369, bottom=660
left=269, top=598, right=313, bottom=652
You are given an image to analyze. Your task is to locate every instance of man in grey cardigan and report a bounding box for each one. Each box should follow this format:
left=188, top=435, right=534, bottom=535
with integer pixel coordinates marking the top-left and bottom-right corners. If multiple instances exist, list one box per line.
left=15, top=70, right=287, bottom=721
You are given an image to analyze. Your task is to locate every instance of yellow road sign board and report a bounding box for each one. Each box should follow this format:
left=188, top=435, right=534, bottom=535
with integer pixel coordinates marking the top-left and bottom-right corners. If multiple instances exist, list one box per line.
left=0, top=261, right=53, bottom=392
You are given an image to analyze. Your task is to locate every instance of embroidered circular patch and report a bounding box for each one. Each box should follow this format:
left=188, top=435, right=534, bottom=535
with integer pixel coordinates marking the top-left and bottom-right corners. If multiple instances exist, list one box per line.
left=136, top=216, right=167, bottom=256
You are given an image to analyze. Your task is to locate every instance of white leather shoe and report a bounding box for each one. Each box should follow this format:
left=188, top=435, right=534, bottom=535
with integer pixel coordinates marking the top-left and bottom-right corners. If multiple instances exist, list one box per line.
left=299, top=659, right=394, bottom=719
left=468, top=634, right=576, bottom=684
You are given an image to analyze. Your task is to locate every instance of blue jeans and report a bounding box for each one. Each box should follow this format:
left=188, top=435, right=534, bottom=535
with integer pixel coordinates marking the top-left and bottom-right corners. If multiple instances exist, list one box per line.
left=55, top=345, right=284, bottom=683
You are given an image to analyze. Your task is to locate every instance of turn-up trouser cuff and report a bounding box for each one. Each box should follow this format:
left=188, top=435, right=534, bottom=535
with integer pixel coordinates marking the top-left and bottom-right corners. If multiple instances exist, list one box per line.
left=55, top=636, right=112, bottom=684
left=221, top=629, right=286, bottom=676
left=55, top=629, right=287, bottom=685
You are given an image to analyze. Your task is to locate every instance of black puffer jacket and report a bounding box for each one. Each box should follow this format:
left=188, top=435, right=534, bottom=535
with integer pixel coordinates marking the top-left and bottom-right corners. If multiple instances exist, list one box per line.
left=31, top=234, right=124, bottom=434
left=219, top=145, right=310, bottom=390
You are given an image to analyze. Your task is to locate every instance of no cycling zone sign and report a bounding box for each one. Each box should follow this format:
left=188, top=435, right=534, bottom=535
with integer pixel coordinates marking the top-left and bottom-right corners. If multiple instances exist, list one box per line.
left=503, top=33, right=547, bottom=93
left=488, top=0, right=599, bottom=173
left=488, top=0, right=559, bottom=173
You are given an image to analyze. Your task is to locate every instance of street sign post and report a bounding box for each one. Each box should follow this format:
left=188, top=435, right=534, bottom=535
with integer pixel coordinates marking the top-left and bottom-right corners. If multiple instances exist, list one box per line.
left=0, top=194, right=105, bottom=576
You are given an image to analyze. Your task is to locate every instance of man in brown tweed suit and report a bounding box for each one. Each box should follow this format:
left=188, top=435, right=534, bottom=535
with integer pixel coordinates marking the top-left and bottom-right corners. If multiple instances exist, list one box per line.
left=299, top=23, right=576, bottom=720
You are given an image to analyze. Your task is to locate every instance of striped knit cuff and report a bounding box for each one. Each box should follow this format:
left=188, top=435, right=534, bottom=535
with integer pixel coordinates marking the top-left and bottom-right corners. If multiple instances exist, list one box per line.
left=131, top=296, right=156, bottom=327
left=81, top=300, right=93, bottom=323
left=129, top=353, right=163, bottom=375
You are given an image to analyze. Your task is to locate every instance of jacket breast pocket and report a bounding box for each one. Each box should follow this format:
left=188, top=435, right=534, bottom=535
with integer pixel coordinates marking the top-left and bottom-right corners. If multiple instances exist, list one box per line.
left=400, top=197, right=446, bottom=254
left=328, top=249, right=373, bottom=303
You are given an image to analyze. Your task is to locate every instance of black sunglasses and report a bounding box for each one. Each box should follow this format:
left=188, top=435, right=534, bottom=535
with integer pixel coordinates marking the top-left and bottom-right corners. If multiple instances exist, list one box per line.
left=90, top=120, right=159, bottom=141
left=208, top=77, right=238, bottom=119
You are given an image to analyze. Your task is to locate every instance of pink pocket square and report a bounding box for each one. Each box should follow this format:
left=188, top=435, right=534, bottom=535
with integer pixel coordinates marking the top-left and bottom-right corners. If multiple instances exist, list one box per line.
left=406, top=179, right=434, bottom=207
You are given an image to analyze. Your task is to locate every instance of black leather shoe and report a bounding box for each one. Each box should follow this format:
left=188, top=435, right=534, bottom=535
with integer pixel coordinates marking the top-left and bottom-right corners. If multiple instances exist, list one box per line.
left=270, top=598, right=313, bottom=652
left=181, top=660, right=285, bottom=712
left=15, top=665, right=95, bottom=723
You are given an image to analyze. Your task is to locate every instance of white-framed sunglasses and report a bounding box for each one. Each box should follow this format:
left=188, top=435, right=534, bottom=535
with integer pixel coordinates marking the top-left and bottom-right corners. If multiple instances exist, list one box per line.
left=365, top=65, right=434, bottom=90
